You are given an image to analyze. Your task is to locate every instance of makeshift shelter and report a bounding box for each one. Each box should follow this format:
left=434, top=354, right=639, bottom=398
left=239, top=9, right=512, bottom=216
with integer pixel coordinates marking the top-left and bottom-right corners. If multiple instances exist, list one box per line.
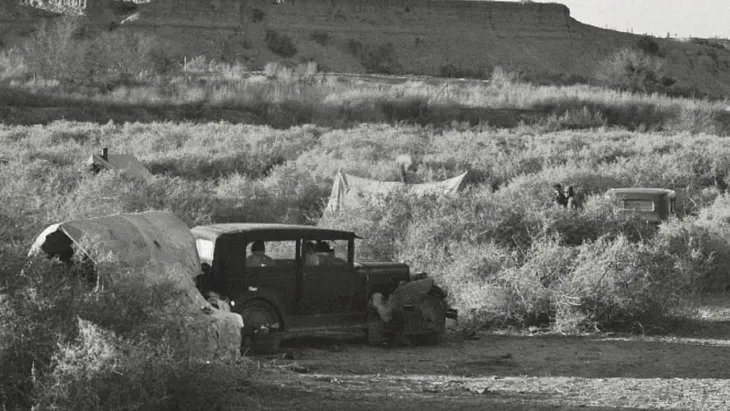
left=325, top=170, right=469, bottom=214
left=28, top=210, right=243, bottom=361
left=86, top=148, right=153, bottom=181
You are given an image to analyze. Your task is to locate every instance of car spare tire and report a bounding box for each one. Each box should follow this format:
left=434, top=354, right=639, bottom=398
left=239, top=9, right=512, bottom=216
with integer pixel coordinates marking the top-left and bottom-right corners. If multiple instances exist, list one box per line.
left=235, top=299, right=281, bottom=354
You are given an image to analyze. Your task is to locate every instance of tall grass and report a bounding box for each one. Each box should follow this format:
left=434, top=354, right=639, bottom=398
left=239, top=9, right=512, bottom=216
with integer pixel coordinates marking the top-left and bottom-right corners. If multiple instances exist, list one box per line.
left=4, top=118, right=730, bottom=345
left=2, top=26, right=728, bottom=133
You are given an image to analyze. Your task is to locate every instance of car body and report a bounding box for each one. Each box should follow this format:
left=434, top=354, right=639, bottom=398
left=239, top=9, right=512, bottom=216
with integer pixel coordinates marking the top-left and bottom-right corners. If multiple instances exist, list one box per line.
left=606, top=188, right=677, bottom=222
left=191, top=223, right=456, bottom=348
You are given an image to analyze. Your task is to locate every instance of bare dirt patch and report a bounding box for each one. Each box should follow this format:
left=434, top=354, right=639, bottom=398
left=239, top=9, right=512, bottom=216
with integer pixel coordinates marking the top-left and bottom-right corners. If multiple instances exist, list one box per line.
left=244, top=295, right=730, bottom=410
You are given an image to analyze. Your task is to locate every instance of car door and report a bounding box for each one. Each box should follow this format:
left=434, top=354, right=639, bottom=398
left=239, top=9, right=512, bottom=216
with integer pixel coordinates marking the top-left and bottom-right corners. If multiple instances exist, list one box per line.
left=244, top=240, right=299, bottom=315
left=297, top=239, right=359, bottom=315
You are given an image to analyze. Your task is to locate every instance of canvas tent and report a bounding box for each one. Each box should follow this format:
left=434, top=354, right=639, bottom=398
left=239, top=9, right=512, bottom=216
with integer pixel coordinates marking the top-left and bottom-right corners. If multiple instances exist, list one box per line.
left=86, top=148, right=153, bottom=181
left=325, top=170, right=469, bottom=213
left=28, top=210, right=243, bottom=361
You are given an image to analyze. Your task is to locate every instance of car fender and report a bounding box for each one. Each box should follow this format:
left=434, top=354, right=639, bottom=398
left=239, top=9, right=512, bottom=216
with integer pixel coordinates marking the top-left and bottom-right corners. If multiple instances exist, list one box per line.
left=232, top=289, right=288, bottom=331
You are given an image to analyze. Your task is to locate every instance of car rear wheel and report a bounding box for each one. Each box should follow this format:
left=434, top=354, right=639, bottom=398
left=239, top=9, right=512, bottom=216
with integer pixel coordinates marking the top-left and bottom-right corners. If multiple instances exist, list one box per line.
left=236, top=299, right=281, bottom=354
left=413, top=295, right=446, bottom=346
left=367, top=309, right=388, bottom=346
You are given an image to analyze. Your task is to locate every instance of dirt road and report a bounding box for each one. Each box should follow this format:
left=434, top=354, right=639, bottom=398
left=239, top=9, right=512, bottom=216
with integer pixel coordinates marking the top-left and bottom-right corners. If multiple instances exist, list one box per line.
left=246, top=296, right=730, bottom=410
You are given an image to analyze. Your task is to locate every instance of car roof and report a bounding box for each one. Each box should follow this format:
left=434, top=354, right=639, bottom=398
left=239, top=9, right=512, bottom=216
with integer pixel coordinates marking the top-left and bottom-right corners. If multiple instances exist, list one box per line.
left=607, top=188, right=677, bottom=197
left=191, top=223, right=358, bottom=242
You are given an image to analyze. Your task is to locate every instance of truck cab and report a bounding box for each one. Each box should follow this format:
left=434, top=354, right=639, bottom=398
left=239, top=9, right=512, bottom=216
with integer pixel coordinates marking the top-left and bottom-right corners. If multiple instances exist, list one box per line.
left=606, top=188, right=677, bottom=222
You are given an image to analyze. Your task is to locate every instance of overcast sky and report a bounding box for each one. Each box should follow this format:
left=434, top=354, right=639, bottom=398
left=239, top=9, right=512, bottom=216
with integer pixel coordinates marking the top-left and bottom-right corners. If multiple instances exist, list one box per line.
left=556, top=0, right=729, bottom=39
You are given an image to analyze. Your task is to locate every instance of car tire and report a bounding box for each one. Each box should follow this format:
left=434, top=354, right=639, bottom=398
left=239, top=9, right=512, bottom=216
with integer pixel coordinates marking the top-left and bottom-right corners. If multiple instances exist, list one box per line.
left=416, top=295, right=446, bottom=345
left=236, top=299, right=281, bottom=354
left=411, top=331, right=440, bottom=346
left=367, top=312, right=388, bottom=346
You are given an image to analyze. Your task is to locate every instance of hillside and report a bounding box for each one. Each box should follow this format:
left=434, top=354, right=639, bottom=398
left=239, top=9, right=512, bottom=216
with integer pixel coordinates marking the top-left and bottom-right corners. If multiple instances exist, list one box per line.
left=124, top=0, right=730, bottom=97
left=2, top=0, right=730, bottom=97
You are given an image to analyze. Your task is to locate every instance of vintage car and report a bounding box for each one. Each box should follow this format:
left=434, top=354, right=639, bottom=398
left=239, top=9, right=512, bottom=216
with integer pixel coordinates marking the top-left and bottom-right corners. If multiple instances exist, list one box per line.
left=191, top=223, right=457, bottom=351
left=606, top=188, right=677, bottom=222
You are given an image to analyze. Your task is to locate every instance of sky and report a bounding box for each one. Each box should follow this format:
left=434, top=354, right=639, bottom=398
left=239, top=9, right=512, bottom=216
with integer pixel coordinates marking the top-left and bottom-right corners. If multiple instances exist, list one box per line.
left=555, top=0, right=730, bottom=39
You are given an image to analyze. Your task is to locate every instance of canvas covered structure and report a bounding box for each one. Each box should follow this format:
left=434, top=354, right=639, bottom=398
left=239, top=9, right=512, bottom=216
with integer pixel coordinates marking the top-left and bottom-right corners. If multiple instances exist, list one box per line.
left=28, top=210, right=243, bottom=361
left=325, top=170, right=468, bottom=214
left=86, top=151, right=153, bottom=181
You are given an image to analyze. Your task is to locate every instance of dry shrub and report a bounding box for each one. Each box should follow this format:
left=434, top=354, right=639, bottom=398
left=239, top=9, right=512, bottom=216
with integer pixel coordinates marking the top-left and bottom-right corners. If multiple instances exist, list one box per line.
left=265, top=29, right=297, bottom=58
left=0, top=47, right=28, bottom=81
left=34, top=320, right=253, bottom=411
left=310, top=30, right=330, bottom=46
left=20, top=17, right=87, bottom=82
left=554, top=237, right=647, bottom=331
left=57, top=171, right=215, bottom=227
left=319, top=189, right=414, bottom=262
left=595, top=48, right=673, bottom=94
left=540, top=106, right=607, bottom=131
left=667, top=105, right=722, bottom=135
left=496, top=238, right=574, bottom=326
left=263, top=61, right=318, bottom=81
left=552, top=235, right=687, bottom=333
left=0, top=257, right=253, bottom=410
left=653, top=194, right=730, bottom=291
left=540, top=195, right=661, bottom=246
left=19, top=18, right=177, bottom=86
left=213, top=165, right=328, bottom=224
left=490, top=66, right=519, bottom=88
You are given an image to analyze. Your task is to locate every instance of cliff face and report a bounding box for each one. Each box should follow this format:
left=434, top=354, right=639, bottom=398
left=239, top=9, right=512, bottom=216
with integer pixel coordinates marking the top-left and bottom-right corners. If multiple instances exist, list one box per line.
left=4, top=0, right=730, bottom=97
left=268, top=0, right=588, bottom=74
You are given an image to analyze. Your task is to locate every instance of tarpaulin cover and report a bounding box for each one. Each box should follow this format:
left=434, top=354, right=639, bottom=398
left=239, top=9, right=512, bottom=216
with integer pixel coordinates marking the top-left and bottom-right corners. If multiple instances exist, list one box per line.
left=28, top=211, right=243, bottom=361
left=86, top=153, right=154, bottom=181
left=325, top=170, right=468, bottom=213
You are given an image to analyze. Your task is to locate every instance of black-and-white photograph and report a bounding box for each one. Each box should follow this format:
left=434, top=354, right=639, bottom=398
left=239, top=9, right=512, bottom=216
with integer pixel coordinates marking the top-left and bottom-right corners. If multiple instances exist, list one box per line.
left=2, top=0, right=730, bottom=409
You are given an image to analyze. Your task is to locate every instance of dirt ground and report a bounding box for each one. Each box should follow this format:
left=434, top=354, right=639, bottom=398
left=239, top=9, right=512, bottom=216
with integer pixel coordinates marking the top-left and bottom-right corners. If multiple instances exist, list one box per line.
left=241, top=294, right=730, bottom=410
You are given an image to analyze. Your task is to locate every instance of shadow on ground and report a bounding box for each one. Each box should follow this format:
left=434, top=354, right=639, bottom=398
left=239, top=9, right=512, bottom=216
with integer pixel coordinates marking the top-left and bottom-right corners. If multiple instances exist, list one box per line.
left=255, top=311, right=730, bottom=381
left=246, top=379, right=644, bottom=411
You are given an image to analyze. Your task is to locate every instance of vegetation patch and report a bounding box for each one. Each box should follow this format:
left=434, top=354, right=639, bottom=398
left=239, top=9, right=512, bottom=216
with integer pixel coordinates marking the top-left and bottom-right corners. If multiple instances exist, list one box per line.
left=636, top=35, right=664, bottom=57
left=0, top=257, right=254, bottom=410
left=439, top=63, right=490, bottom=79
left=595, top=48, right=676, bottom=94
left=265, top=29, right=297, bottom=58
left=252, top=7, right=265, bottom=23
left=688, top=37, right=729, bottom=50
left=310, top=30, right=331, bottom=46
left=347, top=39, right=401, bottom=74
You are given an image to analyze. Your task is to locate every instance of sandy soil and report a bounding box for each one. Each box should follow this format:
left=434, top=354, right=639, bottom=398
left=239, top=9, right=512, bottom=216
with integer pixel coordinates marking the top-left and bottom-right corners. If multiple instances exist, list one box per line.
left=244, top=295, right=730, bottom=410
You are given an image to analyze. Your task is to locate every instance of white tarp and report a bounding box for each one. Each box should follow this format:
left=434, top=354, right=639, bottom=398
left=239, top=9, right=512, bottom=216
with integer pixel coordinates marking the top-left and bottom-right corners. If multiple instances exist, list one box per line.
left=28, top=210, right=243, bottom=361
left=325, top=170, right=468, bottom=213
left=86, top=153, right=153, bottom=181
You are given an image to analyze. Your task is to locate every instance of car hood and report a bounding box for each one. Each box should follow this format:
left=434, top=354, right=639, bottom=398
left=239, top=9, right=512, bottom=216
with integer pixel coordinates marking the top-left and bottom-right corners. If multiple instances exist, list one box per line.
left=355, top=261, right=410, bottom=277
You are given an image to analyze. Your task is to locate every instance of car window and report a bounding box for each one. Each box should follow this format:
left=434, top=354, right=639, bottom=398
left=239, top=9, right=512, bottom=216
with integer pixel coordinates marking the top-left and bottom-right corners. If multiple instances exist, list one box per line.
left=246, top=240, right=296, bottom=268
left=195, top=239, right=215, bottom=263
left=622, top=199, right=655, bottom=211
left=302, top=239, right=348, bottom=266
